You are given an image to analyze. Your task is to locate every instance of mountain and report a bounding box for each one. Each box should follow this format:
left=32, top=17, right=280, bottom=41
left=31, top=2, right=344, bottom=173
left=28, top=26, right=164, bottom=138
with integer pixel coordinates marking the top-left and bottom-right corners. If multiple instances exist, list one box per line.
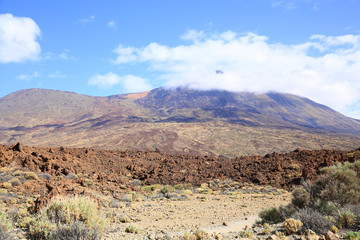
left=0, top=87, right=359, bottom=157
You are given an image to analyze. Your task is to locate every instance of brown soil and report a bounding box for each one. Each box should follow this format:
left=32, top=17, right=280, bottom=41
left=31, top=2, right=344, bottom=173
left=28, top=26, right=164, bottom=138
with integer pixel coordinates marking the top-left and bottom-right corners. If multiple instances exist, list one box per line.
left=103, top=193, right=291, bottom=239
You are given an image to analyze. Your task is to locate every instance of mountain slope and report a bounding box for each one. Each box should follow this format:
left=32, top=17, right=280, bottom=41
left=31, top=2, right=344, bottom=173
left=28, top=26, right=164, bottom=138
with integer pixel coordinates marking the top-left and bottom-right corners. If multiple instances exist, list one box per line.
left=0, top=87, right=359, bottom=157
left=136, top=87, right=360, bottom=134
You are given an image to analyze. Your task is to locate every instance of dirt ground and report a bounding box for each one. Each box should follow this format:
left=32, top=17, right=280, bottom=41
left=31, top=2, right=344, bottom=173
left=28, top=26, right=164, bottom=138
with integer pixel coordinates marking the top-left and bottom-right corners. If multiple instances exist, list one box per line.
left=103, top=192, right=291, bottom=239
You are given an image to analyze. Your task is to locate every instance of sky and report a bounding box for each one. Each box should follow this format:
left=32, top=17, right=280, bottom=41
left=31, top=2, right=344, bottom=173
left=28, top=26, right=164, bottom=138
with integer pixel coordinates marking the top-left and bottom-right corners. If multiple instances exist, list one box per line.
left=1, top=0, right=360, bottom=118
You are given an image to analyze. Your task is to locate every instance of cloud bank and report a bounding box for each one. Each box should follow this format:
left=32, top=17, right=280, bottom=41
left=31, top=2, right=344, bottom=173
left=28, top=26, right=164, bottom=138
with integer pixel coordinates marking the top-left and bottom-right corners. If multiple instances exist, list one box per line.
left=0, top=14, right=41, bottom=63
left=88, top=72, right=152, bottom=93
left=112, top=30, right=360, bottom=118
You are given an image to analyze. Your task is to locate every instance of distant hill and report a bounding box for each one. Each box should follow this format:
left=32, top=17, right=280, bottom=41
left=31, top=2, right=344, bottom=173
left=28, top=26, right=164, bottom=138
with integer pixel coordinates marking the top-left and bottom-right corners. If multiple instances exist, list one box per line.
left=0, top=87, right=359, bottom=157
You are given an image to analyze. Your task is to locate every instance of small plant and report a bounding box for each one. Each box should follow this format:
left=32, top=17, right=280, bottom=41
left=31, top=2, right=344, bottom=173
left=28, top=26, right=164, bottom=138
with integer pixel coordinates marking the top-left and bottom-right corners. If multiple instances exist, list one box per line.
left=28, top=218, right=56, bottom=240
left=292, top=186, right=310, bottom=208
left=344, top=231, right=360, bottom=240
left=261, top=223, right=271, bottom=234
left=24, top=172, right=39, bottom=180
left=160, top=185, right=175, bottom=194
left=183, top=232, right=196, bottom=240
left=181, top=189, right=194, bottom=195
left=259, top=207, right=282, bottom=224
left=283, top=218, right=303, bottom=234
left=0, top=211, right=12, bottom=231
left=174, top=184, right=184, bottom=190
left=337, top=210, right=355, bottom=229
left=239, top=230, right=254, bottom=238
left=118, top=215, right=131, bottom=223
left=330, top=225, right=339, bottom=234
left=52, top=221, right=100, bottom=240
left=194, top=229, right=207, bottom=240
left=141, top=184, right=161, bottom=192
left=0, top=225, right=14, bottom=240
left=125, top=225, right=140, bottom=234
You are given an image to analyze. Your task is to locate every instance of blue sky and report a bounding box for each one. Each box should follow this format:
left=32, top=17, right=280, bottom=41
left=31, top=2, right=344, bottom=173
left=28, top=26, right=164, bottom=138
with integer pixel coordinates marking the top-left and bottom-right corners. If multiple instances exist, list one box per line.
left=1, top=0, right=360, bottom=118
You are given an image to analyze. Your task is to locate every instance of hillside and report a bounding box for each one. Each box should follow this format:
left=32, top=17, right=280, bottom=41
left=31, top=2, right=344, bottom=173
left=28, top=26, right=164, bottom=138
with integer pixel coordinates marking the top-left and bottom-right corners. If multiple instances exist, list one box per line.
left=0, top=87, right=360, bottom=157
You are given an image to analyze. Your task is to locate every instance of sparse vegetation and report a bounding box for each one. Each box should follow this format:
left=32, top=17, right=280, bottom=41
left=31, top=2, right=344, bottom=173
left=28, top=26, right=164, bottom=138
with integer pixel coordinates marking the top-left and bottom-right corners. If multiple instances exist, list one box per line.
left=52, top=221, right=100, bottom=240
left=259, top=159, right=360, bottom=236
left=28, top=195, right=106, bottom=240
left=125, top=225, right=140, bottom=234
left=239, top=229, right=254, bottom=238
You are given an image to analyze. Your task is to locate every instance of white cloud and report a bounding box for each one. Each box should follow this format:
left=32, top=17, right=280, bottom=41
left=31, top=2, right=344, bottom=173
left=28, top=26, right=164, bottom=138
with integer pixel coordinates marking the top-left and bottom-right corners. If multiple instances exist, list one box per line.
left=112, top=30, right=360, bottom=118
left=88, top=72, right=121, bottom=88
left=271, top=0, right=322, bottom=10
left=44, top=50, right=75, bottom=61
left=88, top=72, right=152, bottom=93
left=48, top=71, right=66, bottom=79
left=16, top=71, right=40, bottom=81
left=107, top=20, right=117, bottom=30
left=76, top=15, right=95, bottom=25
left=0, top=14, right=41, bottom=63
left=121, top=75, right=153, bottom=93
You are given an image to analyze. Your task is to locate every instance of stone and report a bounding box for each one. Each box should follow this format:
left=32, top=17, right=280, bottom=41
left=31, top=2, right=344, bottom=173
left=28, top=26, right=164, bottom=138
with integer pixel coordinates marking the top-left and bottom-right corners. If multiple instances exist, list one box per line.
left=325, top=231, right=339, bottom=240
left=301, top=229, right=320, bottom=240
left=215, top=234, right=223, bottom=239
left=267, top=235, right=279, bottom=240
left=12, top=142, right=23, bottom=152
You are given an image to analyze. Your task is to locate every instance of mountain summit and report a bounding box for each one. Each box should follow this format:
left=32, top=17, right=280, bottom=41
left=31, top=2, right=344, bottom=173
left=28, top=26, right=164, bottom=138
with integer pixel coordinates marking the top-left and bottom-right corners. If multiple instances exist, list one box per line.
left=1, top=87, right=359, bottom=157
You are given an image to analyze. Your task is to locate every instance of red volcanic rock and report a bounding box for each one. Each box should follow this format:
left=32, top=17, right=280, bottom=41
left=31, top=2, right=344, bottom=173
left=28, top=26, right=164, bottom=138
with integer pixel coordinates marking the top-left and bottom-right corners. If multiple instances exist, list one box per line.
left=0, top=144, right=358, bottom=197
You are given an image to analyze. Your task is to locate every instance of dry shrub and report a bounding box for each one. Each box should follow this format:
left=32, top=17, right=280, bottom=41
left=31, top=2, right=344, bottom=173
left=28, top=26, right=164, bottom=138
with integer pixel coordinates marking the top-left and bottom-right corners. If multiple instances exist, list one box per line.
left=28, top=195, right=106, bottom=240
left=293, top=207, right=332, bottom=234
left=52, top=221, right=99, bottom=240
left=283, top=218, right=303, bottom=234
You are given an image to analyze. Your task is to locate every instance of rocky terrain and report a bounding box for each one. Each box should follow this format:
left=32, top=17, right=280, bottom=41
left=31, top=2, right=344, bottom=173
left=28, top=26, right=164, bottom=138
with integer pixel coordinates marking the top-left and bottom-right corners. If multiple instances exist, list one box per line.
left=0, top=143, right=357, bottom=193
left=1, top=87, right=360, bottom=157
left=0, top=143, right=359, bottom=239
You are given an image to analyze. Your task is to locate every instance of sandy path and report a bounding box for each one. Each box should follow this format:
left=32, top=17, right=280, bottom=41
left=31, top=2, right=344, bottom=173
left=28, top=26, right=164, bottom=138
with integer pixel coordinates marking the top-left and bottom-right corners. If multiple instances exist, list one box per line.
left=103, top=192, right=291, bottom=239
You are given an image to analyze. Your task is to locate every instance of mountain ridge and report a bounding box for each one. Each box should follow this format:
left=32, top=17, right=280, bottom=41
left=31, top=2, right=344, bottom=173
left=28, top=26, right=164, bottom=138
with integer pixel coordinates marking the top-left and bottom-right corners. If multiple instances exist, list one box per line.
left=0, top=87, right=359, bottom=157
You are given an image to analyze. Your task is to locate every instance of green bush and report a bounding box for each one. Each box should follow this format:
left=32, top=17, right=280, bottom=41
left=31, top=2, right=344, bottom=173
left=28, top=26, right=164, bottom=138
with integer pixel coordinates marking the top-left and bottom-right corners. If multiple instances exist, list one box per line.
left=292, top=186, right=310, bottom=208
left=344, top=231, right=360, bottom=240
left=0, top=211, right=12, bottom=231
left=125, top=225, right=140, bottom=234
left=0, top=212, right=14, bottom=240
left=259, top=207, right=282, bottom=224
left=239, top=230, right=254, bottom=238
left=315, top=161, right=360, bottom=206
left=337, top=210, right=355, bottom=229
left=160, top=185, right=175, bottom=194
